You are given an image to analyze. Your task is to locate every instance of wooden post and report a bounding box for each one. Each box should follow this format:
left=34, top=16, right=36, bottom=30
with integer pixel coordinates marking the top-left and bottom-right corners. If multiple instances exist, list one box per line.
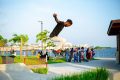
left=24, top=57, right=26, bottom=64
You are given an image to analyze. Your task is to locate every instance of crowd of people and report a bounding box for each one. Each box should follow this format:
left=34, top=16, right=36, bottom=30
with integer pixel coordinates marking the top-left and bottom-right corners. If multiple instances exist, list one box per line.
left=65, top=47, right=95, bottom=62
left=0, top=47, right=95, bottom=63
left=36, top=47, right=95, bottom=63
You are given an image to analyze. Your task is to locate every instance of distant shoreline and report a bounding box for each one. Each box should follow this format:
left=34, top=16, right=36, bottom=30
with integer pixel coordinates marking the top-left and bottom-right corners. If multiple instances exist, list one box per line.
left=94, top=46, right=112, bottom=50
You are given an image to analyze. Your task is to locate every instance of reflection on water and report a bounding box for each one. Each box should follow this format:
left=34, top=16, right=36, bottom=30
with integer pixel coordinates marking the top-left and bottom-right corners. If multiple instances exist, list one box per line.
left=94, top=48, right=116, bottom=58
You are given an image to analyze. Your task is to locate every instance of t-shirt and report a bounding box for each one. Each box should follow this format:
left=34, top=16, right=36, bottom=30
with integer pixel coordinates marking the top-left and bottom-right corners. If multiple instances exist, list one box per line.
left=50, top=21, right=64, bottom=38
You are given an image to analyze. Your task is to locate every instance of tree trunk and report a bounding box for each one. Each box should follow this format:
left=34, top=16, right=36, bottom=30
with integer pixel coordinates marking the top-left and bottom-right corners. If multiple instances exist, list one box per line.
left=20, top=38, right=23, bottom=59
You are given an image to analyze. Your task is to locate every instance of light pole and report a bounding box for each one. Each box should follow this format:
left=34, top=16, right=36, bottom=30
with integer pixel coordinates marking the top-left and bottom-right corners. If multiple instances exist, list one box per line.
left=38, top=21, right=43, bottom=32
left=38, top=21, right=43, bottom=50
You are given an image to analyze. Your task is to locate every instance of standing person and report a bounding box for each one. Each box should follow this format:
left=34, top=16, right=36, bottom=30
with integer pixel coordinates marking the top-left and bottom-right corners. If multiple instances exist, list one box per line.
left=68, top=48, right=74, bottom=62
left=10, top=49, right=15, bottom=55
left=37, top=51, right=41, bottom=59
left=65, top=48, right=70, bottom=62
left=73, top=48, right=78, bottom=62
left=46, top=51, right=49, bottom=60
left=23, top=51, right=26, bottom=57
left=91, top=48, right=95, bottom=58
left=77, top=47, right=81, bottom=62
left=86, top=48, right=92, bottom=60
left=53, top=49, right=57, bottom=57
left=50, top=13, right=73, bottom=49
left=80, top=47, right=85, bottom=62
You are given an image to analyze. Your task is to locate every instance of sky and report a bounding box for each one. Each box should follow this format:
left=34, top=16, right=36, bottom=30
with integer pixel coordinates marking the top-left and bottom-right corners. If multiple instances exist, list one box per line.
left=0, top=0, right=120, bottom=47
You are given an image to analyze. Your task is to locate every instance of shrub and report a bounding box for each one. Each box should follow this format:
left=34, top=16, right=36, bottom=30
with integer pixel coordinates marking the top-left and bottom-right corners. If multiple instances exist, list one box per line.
left=48, top=57, right=66, bottom=64
left=32, top=68, right=48, bottom=74
left=52, top=68, right=109, bottom=80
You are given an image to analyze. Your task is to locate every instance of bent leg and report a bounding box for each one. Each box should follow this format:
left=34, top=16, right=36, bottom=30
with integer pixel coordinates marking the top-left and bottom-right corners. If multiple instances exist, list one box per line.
left=51, top=36, right=66, bottom=49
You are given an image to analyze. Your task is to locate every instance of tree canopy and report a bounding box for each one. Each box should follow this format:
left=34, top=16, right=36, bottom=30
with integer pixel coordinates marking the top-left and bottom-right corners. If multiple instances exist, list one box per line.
left=36, top=30, right=55, bottom=49
left=9, top=34, right=29, bottom=45
left=0, top=35, right=7, bottom=47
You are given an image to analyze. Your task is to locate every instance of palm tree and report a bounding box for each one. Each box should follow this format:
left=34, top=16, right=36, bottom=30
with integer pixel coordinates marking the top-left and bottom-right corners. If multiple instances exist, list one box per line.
left=9, top=34, right=20, bottom=44
left=0, top=35, right=7, bottom=55
left=9, top=34, right=29, bottom=59
left=36, top=30, right=55, bottom=50
left=36, top=30, right=50, bottom=50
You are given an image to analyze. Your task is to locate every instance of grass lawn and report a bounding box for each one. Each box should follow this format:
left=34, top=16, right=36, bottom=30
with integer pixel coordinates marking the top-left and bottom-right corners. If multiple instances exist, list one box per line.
left=0, top=55, right=99, bottom=64
left=52, top=68, right=109, bottom=80
left=0, top=57, right=2, bottom=64
left=92, top=58, right=100, bottom=60
left=48, top=57, right=66, bottom=64
left=0, top=56, right=66, bottom=64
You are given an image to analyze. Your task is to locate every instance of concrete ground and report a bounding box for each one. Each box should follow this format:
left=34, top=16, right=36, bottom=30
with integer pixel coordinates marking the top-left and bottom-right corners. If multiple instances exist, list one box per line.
left=0, top=58, right=120, bottom=80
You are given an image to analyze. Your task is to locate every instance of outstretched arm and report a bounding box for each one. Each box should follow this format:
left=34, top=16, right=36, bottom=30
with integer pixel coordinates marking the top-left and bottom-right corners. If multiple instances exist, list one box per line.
left=53, top=13, right=60, bottom=23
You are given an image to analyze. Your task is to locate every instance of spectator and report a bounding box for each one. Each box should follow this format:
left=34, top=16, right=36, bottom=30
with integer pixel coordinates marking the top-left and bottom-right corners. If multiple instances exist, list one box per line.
left=73, top=48, right=78, bottom=62
left=37, top=51, right=41, bottom=59
left=68, top=48, right=74, bottom=62
left=65, top=48, right=70, bottom=62
left=80, top=47, right=85, bottom=61
left=10, top=49, right=15, bottom=55
left=86, top=48, right=92, bottom=60
left=77, top=47, right=81, bottom=62
left=91, top=48, right=95, bottom=58
left=46, top=51, right=49, bottom=60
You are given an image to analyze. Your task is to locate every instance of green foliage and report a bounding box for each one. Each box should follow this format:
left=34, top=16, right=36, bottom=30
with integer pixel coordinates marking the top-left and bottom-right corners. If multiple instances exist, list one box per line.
left=36, top=30, right=55, bottom=49
left=9, top=34, right=21, bottom=43
left=0, top=35, right=7, bottom=47
left=9, top=34, right=29, bottom=45
left=0, top=35, right=4, bottom=40
left=47, top=41, right=56, bottom=47
left=14, top=56, right=66, bottom=64
left=14, top=56, right=23, bottom=63
left=32, top=68, right=48, bottom=74
left=94, top=46, right=111, bottom=50
left=14, top=56, right=45, bottom=65
left=36, top=30, right=49, bottom=43
left=48, top=57, right=66, bottom=64
left=20, top=34, right=29, bottom=45
left=2, top=56, right=65, bottom=64
left=0, top=57, right=2, bottom=64
left=53, top=68, right=109, bottom=80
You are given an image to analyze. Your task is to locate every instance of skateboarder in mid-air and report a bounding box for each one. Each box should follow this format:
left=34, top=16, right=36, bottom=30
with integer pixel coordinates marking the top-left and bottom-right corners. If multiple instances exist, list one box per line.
left=50, top=13, right=73, bottom=49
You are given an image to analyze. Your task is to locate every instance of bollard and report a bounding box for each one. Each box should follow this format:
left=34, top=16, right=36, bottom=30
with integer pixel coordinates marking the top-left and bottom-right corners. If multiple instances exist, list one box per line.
left=24, top=57, right=26, bottom=64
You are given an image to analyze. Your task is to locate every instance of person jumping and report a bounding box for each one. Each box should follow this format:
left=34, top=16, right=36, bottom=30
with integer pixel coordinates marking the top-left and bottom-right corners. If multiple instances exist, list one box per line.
left=50, top=13, right=73, bottom=49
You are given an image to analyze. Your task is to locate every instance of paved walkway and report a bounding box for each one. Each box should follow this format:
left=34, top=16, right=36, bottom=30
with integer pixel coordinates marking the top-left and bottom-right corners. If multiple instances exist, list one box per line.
left=0, top=58, right=120, bottom=80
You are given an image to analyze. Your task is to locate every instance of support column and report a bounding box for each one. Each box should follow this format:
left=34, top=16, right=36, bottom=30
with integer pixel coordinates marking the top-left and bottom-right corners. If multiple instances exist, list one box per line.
left=118, top=32, right=120, bottom=64
left=117, top=34, right=120, bottom=64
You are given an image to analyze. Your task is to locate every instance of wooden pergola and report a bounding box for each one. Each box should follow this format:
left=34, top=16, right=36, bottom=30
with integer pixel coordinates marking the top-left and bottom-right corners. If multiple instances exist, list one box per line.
left=107, top=19, right=120, bottom=64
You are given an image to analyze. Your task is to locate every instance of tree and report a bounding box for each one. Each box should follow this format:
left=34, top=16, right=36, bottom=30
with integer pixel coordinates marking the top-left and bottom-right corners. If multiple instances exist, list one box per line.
left=0, top=35, right=7, bottom=55
left=36, top=30, right=55, bottom=50
left=9, top=34, right=21, bottom=44
left=0, top=35, right=7, bottom=47
left=9, top=34, right=29, bottom=59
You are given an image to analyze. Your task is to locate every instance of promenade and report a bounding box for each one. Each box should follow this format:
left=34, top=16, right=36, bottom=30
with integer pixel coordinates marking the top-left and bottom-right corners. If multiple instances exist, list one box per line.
left=0, top=58, right=120, bottom=80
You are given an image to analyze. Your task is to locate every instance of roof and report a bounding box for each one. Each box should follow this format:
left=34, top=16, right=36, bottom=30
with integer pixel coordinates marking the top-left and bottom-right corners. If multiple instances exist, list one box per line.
left=107, top=19, right=120, bottom=35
